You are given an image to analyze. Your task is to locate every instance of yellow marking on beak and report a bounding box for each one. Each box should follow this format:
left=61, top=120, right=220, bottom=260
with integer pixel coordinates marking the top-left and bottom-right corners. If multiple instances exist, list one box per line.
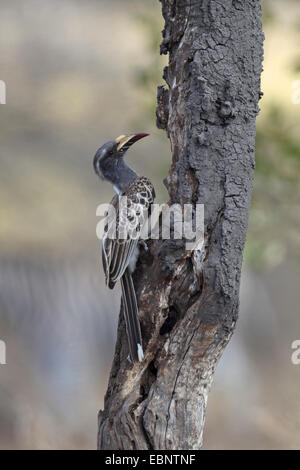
left=115, top=134, right=135, bottom=151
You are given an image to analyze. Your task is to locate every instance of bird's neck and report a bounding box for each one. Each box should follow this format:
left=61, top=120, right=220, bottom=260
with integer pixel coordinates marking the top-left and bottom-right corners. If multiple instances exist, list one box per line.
left=110, top=160, right=138, bottom=195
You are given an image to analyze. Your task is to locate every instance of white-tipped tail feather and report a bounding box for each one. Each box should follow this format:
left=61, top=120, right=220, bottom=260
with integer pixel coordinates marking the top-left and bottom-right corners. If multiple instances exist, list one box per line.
left=120, top=268, right=143, bottom=362
left=137, top=343, right=144, bottom=362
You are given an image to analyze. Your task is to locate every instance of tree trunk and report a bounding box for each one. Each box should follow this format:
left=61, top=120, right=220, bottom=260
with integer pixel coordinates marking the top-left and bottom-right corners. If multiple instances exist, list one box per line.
left=98, top=0, right=264, bottom=450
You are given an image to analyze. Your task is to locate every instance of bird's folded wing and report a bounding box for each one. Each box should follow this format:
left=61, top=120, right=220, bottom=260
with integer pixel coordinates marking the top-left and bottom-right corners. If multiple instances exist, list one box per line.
left=107, top=237, right=138, bottom=284
left=102, top=178, right=155, bottom=287
left=102, top=195, right=142, bottom=287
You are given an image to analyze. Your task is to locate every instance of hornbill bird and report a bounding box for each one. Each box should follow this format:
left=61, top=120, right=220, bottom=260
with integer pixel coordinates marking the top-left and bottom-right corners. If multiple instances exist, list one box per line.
left=93, top=134, right=155, bottom=362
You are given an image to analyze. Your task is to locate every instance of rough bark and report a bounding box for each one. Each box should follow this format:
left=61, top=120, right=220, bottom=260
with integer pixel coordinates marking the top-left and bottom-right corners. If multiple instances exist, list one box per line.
left=98, top=0, right=264, bottom=450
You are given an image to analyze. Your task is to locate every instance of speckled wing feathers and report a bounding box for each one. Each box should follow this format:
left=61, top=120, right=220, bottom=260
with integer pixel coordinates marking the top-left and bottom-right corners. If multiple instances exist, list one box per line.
left=102, top=176, right=155, bottom=289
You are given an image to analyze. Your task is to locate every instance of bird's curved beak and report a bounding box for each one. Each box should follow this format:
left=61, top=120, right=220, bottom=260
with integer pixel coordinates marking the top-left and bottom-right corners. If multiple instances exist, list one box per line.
left=115, top=133, right=149, bottom=151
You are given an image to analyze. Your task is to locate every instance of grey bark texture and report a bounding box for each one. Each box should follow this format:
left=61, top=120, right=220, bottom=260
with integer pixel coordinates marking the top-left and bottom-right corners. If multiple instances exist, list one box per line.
left=98, top=0, right=264, bottom=450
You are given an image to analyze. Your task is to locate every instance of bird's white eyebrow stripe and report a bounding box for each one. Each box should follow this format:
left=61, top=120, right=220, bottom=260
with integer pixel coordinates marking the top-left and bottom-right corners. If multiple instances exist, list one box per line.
left=97, top=157, right=101, bottom=175
left=97, top=149, right=106, bottom=174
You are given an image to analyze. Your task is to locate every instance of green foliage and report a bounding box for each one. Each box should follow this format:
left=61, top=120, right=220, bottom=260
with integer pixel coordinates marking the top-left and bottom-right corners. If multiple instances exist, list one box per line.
left=246, top=105, right=300, bottom=269
left=262, top=1, right=276, bottom=26
left=134, top=11, right=167, bottom=120
left=256, top=105, right=300, bottom=183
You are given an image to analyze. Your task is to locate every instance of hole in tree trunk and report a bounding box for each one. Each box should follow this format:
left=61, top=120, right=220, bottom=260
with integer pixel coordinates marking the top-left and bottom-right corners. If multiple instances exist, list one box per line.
left=160, top=306, right=180, bottom=335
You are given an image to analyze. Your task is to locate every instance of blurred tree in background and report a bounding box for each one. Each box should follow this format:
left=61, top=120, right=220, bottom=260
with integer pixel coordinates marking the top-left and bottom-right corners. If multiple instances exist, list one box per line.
left=134, top=0, right=300, bottom=270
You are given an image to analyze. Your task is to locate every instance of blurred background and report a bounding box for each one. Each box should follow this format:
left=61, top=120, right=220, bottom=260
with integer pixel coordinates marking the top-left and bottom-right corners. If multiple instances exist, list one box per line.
left=0, top=0, right=299, bottom=449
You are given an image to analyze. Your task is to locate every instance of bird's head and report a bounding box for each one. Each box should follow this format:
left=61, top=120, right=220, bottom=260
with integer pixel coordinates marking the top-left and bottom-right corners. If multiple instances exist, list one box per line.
left=93, top=133, right=149, bottom=181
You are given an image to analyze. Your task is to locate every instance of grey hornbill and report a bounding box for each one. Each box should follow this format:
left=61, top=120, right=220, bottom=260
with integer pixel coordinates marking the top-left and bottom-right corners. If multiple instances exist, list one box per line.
left=93, top=134, right=155, bottom=362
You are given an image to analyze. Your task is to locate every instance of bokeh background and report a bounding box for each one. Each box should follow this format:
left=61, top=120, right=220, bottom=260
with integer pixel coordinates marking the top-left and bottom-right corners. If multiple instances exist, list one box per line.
left=0, top=0, right=299, bottom=449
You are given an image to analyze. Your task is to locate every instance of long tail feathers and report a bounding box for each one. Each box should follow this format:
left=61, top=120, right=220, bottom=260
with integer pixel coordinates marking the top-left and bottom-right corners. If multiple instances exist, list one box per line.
left=120, top=269, right=144, bottom=362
